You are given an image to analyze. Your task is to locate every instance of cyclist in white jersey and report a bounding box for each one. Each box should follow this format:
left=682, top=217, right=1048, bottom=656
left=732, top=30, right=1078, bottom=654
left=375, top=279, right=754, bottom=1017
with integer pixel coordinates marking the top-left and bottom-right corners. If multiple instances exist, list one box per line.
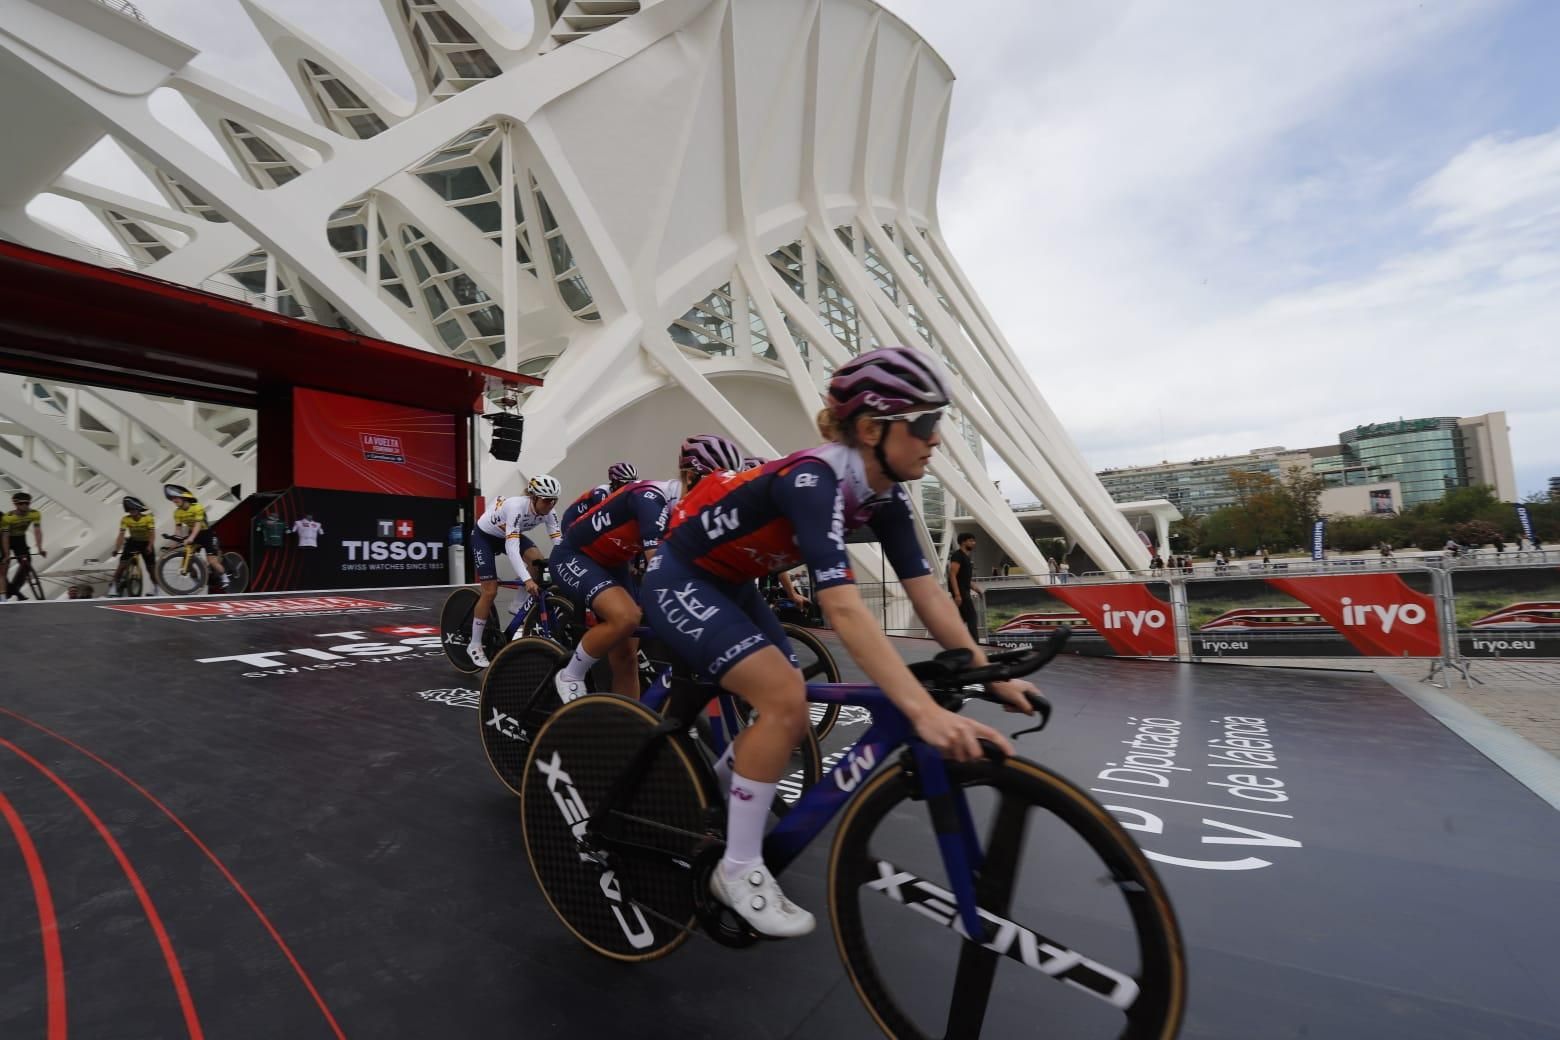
left=468, top=474, right=562, bottom=667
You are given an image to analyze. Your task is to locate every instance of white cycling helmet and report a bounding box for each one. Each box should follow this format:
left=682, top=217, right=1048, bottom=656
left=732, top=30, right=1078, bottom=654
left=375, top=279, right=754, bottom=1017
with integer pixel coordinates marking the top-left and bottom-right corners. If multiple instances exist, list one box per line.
left=527, top=473, right=561, bottom=498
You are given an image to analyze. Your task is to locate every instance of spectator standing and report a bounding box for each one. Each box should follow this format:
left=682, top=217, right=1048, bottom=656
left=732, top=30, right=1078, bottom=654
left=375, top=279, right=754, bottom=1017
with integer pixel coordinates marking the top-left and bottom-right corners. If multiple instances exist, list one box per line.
left=947, top=532, right=979, bottom=642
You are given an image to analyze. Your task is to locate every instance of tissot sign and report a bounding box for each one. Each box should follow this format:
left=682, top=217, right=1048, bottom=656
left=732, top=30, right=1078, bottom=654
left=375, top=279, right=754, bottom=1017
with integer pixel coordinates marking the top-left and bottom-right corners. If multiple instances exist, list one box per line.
left=278, top=488, right=457, bottom=590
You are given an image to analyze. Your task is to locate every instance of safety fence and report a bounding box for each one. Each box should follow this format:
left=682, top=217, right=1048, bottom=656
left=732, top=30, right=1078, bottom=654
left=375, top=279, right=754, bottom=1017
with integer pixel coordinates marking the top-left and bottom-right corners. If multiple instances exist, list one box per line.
left=857, top=556, right=1560, bottom=676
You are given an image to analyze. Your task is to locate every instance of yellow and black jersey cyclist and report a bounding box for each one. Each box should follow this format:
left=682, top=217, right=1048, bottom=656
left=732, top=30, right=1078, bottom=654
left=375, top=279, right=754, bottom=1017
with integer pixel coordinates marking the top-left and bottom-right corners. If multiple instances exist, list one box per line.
left=110, top=496, right=157, bottom=596
left=165, top=484, right=230, bottom=591
left=3, top=490, right=46, bottom=601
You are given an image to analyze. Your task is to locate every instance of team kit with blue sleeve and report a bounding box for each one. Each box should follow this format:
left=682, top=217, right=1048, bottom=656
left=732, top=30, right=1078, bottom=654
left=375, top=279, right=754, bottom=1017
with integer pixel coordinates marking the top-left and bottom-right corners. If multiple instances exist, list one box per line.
left=559, top=484, right=611, bottom=534
left=550, top=479, right=680, bottom=610
left=642, top=442, right=930, bottom=681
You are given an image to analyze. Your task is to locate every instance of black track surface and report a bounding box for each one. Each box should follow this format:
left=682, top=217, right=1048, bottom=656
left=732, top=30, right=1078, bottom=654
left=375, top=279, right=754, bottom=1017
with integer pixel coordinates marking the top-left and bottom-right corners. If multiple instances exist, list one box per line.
left=1, top=587, right=1558, bottom=1038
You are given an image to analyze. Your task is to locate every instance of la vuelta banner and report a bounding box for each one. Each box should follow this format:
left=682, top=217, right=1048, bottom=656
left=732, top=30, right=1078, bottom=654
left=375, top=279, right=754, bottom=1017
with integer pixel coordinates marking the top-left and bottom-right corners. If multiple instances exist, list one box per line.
left=1265, top=574, right=1440, bottom=657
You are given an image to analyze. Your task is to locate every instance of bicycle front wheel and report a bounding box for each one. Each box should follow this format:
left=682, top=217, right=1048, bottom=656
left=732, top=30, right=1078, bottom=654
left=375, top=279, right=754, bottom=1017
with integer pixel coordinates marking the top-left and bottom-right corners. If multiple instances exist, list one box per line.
left=783, top=623, right=843, bottom=740
left=829, top=756, right=1185, bottom=1040
left=479, top=635, right=568, bottom=795
left=220, top=552, right=249, bottom=594
left=126, top=565, right=144, bottom=597
left=156, top=551, right=206, bottom=596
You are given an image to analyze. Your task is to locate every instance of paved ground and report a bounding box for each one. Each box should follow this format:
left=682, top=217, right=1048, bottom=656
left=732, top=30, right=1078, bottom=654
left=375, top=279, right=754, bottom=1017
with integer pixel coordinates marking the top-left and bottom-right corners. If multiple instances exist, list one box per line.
left=1198, top=656, right=1560, bottom=759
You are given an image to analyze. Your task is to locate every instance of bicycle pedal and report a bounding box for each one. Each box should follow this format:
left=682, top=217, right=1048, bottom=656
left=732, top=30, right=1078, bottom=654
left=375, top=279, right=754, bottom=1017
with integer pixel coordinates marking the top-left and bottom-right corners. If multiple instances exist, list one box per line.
left=690, top=844, right=759, bottom=949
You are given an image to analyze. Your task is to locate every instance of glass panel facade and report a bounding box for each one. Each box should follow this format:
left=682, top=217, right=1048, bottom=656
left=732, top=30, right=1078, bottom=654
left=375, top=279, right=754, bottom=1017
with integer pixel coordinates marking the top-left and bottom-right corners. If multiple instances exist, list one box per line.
left=1341, top=418, right=1466, bottom=507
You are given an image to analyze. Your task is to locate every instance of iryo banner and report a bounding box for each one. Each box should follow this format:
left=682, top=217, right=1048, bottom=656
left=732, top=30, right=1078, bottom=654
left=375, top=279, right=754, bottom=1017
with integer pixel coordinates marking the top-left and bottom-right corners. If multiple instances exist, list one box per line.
left=984, top=580, right=1175, bottom=657
left=1187, top=571, right=1441, bottom=658
left=1449, top=565, right=1560, bottom=659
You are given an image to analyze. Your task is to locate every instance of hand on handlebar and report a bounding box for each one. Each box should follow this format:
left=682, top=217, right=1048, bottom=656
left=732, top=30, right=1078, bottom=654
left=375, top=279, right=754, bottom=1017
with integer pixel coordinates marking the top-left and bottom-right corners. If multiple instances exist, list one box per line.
left=988, top=677, right=1041, bottom=714
left=914, top=707, right=1014, bottom=762
left=524, top=578, right=540, bottom=599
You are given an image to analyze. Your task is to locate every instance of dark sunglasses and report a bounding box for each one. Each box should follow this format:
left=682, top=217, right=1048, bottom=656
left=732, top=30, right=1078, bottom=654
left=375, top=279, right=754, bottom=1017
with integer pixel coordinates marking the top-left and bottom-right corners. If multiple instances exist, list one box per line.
left=872, top=409, right=944, bottom=441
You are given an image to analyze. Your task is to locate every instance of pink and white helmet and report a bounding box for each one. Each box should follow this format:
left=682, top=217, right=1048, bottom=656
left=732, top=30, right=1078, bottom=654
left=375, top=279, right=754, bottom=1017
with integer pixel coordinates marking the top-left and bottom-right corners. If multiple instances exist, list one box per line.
left=679, top=434, right=744, bottom=475
left=827, top=346, right=950, bottom=421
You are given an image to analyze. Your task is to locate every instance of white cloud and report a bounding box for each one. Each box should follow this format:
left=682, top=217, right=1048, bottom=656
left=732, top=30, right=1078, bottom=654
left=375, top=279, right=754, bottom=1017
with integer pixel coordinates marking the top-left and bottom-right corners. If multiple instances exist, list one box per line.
left=880, top=0, right=1557, bottom=499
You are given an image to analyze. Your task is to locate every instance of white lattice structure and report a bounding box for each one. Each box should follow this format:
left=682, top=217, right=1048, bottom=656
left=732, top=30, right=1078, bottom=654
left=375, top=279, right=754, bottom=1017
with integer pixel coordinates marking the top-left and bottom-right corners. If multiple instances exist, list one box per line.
left=0, top=0, right=1147, bottom=590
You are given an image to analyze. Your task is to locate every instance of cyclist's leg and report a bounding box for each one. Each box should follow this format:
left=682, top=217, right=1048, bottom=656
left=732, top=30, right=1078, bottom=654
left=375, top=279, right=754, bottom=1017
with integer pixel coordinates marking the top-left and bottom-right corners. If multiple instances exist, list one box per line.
left=110, top=552, right=130, bottom=594
left=467, top=529, right=504, bottom=666
left=640, top=554, right=814, bottom=937
left=136, top=544, right=155, bottom=594
left=551, top=549, right=638, bottom=698
left=11, top=554, right=32, bottom=599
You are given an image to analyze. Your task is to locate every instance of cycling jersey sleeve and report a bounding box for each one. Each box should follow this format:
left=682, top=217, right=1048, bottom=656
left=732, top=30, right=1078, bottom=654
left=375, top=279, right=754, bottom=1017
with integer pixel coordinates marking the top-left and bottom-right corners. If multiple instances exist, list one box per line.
left=867, top=486, right=932, bottom=581
left=504, top=532, right=528, bottom=578
left=636, top=488, right=672, bottom=550
left=774, top=460, right=856, bottom=591
left=543, top=510, right=562, bottom=542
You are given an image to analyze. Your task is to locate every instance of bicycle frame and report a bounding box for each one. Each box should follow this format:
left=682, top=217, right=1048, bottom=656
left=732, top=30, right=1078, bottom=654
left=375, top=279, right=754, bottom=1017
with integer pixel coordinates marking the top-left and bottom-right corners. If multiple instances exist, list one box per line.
left=609, top=677, right=989, bottom=944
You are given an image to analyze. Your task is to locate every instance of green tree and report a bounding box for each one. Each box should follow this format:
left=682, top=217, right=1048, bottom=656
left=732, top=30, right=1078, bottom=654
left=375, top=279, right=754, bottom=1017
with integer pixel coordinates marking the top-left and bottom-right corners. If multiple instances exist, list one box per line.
left=1279, top=465, right=1326, bottom=544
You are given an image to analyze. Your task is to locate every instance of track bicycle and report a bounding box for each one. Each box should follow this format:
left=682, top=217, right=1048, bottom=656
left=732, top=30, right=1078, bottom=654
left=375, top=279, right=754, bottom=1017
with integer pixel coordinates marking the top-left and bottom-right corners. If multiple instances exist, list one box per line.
left=155, top=533, right=249, bottom=596
left=4, top=552, right=46, bottom=600
left=519, top=631, right=1185, bottom=1039
left=440, top=576, right=581, bottom=675
left=112, top=543, right=152, bottom=597
left=477, top=622, right=834, bottom=806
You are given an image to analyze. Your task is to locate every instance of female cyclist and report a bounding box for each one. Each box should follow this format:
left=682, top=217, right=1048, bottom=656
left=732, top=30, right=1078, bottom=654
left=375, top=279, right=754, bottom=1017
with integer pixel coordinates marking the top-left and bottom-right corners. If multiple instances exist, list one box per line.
left=551, top=435, right=744, bottom=701
left=642, top=347, right=1040, bottom=938
left=468, top=473, right=562, bottom=668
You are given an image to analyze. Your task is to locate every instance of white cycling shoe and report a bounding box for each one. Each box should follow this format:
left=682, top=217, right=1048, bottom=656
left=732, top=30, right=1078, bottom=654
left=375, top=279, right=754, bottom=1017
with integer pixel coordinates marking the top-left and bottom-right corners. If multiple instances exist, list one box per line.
left=554, top=672, right=588, bottom=703
left=710, top=861, right=816, bottom=938
left=467, top=641, right=490, bottom=669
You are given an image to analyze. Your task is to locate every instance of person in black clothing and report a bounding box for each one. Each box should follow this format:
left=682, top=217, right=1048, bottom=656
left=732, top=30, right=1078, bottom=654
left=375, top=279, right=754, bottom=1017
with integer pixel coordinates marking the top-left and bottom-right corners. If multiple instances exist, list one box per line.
left=947, top=532, right=979, bottom=642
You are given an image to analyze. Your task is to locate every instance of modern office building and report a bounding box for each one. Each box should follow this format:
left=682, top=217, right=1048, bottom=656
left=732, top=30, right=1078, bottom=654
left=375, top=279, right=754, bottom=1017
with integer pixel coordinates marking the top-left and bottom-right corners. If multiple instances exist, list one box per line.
left=0, top=0, right=1151, bottom=582
left=1097, top=446, right=1314, bottom=516
left=1098, top=412, right=1517, bottom=516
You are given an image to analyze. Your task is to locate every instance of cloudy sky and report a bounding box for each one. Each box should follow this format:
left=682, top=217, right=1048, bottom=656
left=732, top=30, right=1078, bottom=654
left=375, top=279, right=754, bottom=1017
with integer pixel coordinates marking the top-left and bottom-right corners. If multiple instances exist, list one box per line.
left=34, top=0, right=1560, bottom=499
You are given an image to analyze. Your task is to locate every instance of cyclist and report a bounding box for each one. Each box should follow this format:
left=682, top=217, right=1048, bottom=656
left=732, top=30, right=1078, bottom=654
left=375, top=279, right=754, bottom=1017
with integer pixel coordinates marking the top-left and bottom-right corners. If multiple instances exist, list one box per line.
left=468, top=473, right=562, bottom=668
left=3, top=491, right=46, bottom=600
left=109, top=496, right=157, bottom=596
left=642, top=347, right=1038, bottom=938
left=560, top=461, right=639, bottom=534
left=166, top=485, right=231, bottom=591
left=551, top=435, right=743, bottom=702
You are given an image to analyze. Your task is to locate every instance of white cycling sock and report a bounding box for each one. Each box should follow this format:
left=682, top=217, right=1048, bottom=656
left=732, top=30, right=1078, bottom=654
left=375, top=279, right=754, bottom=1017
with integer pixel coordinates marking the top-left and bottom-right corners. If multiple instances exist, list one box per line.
left=722, top=772, right=776, bottom=879
left=562, top=644, right=598, bottom=682
left=713, top=744, right=737, bottom=791
left=470, top=616, right=487, bottom=644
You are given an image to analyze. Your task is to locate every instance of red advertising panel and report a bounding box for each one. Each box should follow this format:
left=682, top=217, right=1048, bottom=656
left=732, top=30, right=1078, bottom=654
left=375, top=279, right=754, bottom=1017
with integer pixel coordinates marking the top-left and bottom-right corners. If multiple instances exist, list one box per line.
left=293, top=388, right=456, bottom=497
left=1046, top=583, right=1178, bottom=657
left=1265, top=574, right=1440, bottom=658
left=985, top=580, right=1176, bottom=657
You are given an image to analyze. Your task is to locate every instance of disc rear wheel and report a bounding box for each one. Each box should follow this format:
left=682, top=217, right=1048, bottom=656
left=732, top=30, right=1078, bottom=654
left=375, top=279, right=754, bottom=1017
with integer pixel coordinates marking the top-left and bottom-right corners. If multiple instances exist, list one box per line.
left=522, top=695, right=715, bottom=961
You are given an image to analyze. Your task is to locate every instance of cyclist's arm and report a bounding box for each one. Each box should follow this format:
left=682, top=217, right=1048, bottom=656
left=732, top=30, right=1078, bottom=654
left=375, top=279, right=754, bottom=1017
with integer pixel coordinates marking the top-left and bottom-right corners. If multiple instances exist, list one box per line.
left=112, top=526, right=126, bottom=554
left=32, top=519, right=44, bottom=554
left=947, top=558, right=963, bottom=603
left=637, top=489, right=672, bottom=562
left=777, top=466, right=950, bottom=729
left=503, top=532, right=529, bottom=579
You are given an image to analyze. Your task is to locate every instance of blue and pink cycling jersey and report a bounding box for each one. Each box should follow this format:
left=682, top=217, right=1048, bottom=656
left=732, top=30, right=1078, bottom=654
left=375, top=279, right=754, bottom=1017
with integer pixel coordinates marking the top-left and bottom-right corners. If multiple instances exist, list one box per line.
left=643, top=443, right=931, bottom=680
left=560, top=484, right=610, bottom=534
left=550, top=480, right=679, bottom=609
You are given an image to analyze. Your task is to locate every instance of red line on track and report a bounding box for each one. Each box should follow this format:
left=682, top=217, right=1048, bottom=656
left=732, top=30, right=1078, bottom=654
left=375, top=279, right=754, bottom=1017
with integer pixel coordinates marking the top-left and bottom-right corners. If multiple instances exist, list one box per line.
left=0, top=737, right=203, bottom=1039
left=0, top=710, right=347, bottom=1039
left=0, top=792, right=67, bottom=1040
